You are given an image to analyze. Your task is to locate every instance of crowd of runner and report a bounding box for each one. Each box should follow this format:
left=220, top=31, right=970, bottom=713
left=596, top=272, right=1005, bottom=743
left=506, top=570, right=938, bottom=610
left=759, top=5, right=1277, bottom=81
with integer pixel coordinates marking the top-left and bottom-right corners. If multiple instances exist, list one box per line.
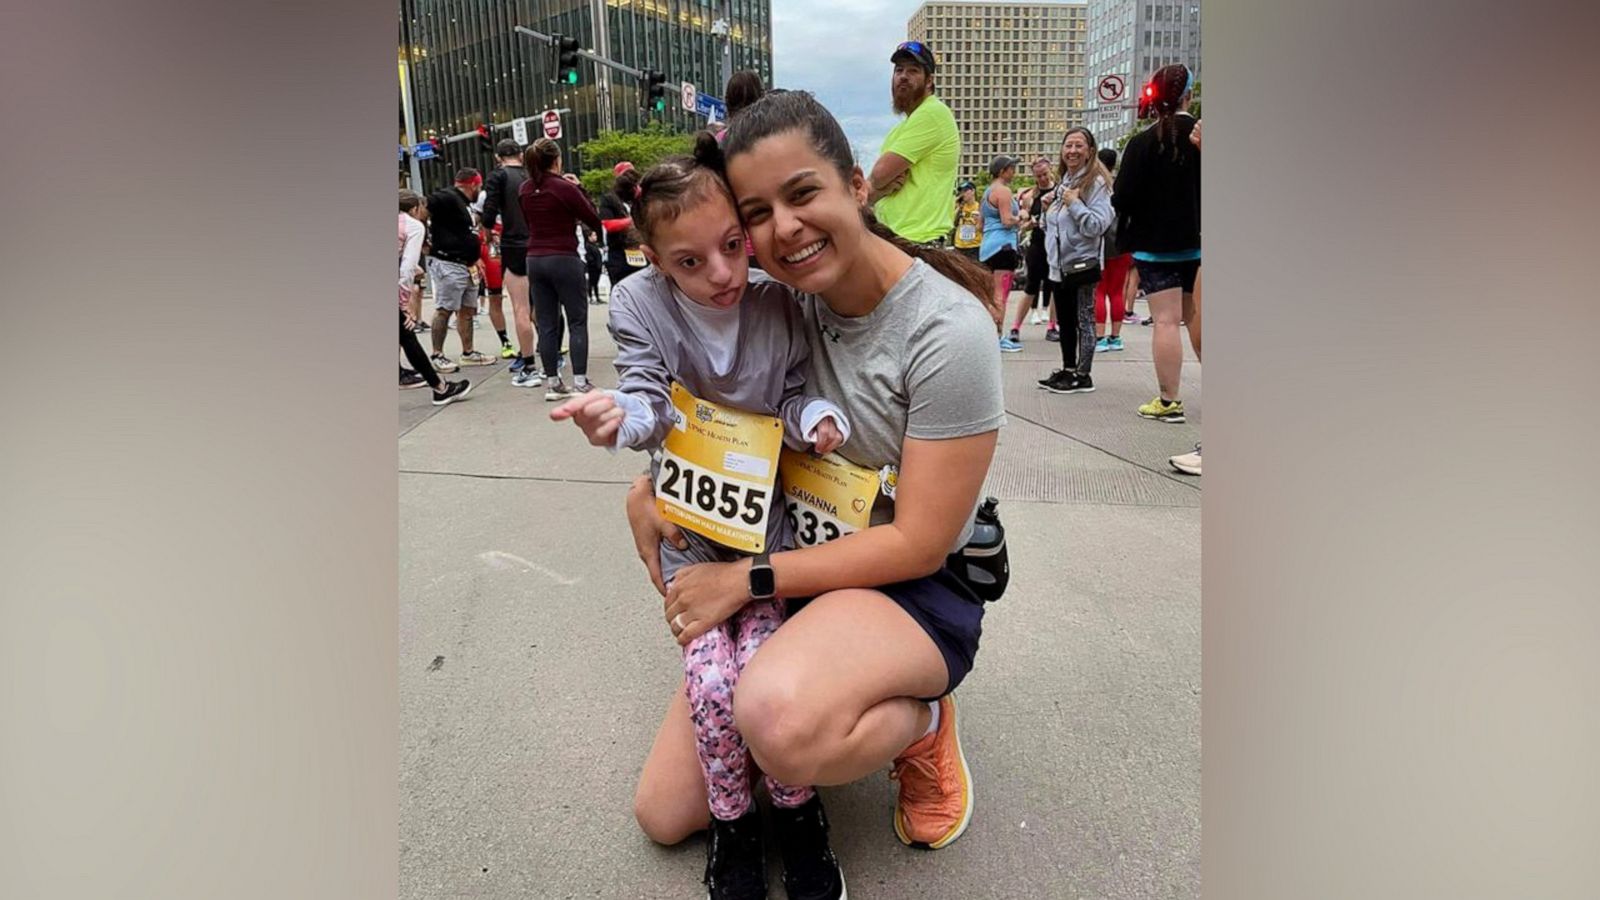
left=399, top=45, right=1200, bottom=900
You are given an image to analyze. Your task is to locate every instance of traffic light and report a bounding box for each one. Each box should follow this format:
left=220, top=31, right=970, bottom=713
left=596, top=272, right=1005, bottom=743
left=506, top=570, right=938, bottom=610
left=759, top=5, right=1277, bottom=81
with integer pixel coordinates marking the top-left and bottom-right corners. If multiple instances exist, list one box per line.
left=475, top=123, right=493, bottom=152
left=644, top=69, right=668, bottom=114
left=1137, top=80, right=1156, bottom=118
left=556, top=35, right=581, bottom=84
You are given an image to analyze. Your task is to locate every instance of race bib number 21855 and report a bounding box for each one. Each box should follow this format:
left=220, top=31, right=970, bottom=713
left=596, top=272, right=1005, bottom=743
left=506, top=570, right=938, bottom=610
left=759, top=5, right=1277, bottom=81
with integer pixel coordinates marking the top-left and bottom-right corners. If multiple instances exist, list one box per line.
left=656, top=383, right=784, bottom=554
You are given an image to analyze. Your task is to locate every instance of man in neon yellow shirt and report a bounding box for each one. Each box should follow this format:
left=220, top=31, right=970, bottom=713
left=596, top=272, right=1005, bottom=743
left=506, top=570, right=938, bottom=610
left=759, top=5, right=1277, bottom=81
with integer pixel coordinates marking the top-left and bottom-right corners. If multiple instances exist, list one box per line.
left=870, top=40, right=962, bottom=245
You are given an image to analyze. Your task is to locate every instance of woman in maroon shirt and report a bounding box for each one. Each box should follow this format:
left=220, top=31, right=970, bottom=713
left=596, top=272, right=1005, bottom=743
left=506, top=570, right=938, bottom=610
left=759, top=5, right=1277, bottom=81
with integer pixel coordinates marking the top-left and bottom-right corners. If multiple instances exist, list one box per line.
left=517, top=138, right=605, bottom=399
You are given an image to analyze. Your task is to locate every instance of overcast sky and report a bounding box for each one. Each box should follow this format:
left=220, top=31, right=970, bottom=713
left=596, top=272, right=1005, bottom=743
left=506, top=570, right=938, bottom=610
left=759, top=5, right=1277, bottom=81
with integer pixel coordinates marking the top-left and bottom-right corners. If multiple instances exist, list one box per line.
left=770, top=0, right=927, bottom=173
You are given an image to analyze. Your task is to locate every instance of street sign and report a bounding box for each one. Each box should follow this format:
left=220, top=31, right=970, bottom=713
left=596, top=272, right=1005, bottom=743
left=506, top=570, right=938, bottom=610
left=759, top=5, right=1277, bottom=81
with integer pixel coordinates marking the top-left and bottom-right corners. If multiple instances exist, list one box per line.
left=512, top=117, right=529, bottom=146
left=413, top=141, right=436, bottom=160
left=541, top=109, right=562, bottom=140
left=1097, top=74, right=1126, bottom=104
left=681, top=81, right=697, bottom=112
left=695, top=91, right=727, bottom=124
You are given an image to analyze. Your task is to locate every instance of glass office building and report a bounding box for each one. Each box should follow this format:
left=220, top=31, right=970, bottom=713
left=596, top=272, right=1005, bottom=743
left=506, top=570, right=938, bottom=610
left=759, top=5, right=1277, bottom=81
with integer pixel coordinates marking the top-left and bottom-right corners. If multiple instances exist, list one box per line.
left=400, top=0, right=772, bottom=191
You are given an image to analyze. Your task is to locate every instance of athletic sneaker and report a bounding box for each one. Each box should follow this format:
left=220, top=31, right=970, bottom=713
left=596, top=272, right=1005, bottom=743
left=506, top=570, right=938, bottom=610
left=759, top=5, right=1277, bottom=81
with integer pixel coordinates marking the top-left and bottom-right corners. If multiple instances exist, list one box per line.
left=399, top=370, right=428, bottom=390
left=543, top=377, right=574, bottom=401
left=510, top=367, right=542, bottom=388
left=459, top=350, right=497, bottom=366
left=430, top=379, right=472, bottom=406
left=998, top=336, right=1023, bottom=353
left=1046, top=373, right=1095, bottom=394
left=1170, top=443, right=1201, bottom=475
left=1095, top=337, right=1111, bottom=352
left=1037, top=369, right=1074, bottom=389
left=1106, top=336, right=1125, bottom=351
left=508, top=355, right=529, bottom=374
left=498, top=342, right=515, bottom=359
left=771, top=795, right=846, bottom=900
left=704, top=808, right=767, bottom=900
left=571, top=380, right=597, bottom=394
left=1137, top=397, right=1186, bottom=423
left=1029, top=310, right=1045, bottom=325
left=429, top=353, right=459, bottom=374
left=1007, top=328, right=1020, bottom=342
left=1122, top=312, right=1140, bottom=324
left=1141, top=316, right=1154, bottom=326
left=1044, top=326, right=1060, bottom=342
left=891, top=694, right=973, bottom=850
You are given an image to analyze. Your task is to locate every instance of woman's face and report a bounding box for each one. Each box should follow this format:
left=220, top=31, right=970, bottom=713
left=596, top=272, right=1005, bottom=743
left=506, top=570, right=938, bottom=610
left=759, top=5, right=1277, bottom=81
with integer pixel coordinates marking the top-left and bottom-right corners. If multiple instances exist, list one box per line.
left=1061, top=133, right=1092, bottom=171
left=641, top=190, right=748, bottom=309
left=726, top=131, right=869, bottom=296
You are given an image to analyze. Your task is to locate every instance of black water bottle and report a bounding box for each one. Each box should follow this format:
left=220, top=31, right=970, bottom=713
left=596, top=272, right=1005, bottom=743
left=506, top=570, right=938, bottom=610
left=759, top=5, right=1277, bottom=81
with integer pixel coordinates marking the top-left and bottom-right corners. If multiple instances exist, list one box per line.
left=952, top=496, right=1009, bottom=603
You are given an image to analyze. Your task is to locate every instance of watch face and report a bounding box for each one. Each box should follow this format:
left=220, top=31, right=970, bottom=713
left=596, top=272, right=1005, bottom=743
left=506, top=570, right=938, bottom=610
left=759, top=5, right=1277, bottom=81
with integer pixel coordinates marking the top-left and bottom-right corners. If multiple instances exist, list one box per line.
left=750, top=565, right=776, bottom=598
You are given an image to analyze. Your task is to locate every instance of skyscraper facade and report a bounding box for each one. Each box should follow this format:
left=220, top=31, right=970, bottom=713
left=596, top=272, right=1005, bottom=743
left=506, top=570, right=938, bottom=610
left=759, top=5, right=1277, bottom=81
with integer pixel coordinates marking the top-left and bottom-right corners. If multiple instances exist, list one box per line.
left=1084, top=0, right=1200, bottom=148
left=399, top=0, right=772, bottom=191
left=907, top=1, right=1088, bottom=184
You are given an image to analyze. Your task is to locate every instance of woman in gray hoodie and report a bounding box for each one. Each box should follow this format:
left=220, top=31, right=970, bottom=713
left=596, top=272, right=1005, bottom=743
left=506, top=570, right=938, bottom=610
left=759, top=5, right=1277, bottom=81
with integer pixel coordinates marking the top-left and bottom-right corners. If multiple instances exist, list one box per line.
left=1039, top=127, right=1115, bottom=394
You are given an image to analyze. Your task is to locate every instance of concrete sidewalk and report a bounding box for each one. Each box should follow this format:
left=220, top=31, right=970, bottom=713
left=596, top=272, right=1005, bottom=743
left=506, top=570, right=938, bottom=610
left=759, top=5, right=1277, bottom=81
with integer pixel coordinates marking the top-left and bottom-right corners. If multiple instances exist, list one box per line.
left=400, top=289, right=1201, bottom=899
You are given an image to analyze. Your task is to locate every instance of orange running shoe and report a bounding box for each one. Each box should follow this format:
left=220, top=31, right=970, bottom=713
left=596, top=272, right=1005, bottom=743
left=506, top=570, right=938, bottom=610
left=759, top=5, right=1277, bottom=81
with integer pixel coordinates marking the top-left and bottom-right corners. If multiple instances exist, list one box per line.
left=890, top=693, right=973, bottom=849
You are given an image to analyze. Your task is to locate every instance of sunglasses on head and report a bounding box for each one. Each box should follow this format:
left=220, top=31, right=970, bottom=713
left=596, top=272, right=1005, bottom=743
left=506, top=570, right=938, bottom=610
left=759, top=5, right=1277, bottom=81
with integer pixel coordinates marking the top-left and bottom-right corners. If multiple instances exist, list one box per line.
left=897, top=41, right=926, bottom=55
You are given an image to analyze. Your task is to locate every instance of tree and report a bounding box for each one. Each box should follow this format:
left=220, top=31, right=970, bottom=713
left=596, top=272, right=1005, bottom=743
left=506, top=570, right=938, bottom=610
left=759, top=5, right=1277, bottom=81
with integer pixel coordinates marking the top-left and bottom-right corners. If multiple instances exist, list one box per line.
left=574, top=123, right=695, bottom=196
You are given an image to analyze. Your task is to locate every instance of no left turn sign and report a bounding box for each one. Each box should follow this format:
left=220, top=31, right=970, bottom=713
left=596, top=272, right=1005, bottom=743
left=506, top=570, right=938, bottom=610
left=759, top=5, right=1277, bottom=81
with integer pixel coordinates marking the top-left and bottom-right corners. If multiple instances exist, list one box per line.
left=1097, top=74, right=1126, bottom=103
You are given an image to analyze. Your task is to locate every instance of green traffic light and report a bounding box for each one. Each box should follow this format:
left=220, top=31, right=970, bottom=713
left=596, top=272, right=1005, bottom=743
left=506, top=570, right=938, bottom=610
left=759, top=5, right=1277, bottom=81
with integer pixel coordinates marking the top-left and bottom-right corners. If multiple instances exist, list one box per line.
left=565, top=70, right=578, bottom=84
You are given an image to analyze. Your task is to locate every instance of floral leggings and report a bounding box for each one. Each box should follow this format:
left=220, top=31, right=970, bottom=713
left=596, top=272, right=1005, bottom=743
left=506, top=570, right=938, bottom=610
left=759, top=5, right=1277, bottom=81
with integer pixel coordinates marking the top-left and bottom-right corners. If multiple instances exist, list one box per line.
left=683, top=597, right=815, bottom=821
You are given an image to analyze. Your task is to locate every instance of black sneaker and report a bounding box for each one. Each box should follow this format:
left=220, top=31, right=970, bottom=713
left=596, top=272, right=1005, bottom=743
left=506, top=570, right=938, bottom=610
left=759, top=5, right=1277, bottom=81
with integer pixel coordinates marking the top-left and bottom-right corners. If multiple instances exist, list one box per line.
left=771, top=795, right=846, bottom=900
left=431, top=379, right=472, bottom=406
left=704, top=808, right=767, bottom=900
left=1044, top=326, right=1060, bottom=342
left=399, top=370, right=428, bottom=390
left=1037, top=369, right=1074, bottom=390
left=1046, top=373, right=1095, bottom=394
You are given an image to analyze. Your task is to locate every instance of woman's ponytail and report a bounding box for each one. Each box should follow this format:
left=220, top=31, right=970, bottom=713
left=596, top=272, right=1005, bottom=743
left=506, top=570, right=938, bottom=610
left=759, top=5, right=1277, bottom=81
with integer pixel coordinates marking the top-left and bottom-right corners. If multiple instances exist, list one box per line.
left=861, top=208, right=1002, bottom=325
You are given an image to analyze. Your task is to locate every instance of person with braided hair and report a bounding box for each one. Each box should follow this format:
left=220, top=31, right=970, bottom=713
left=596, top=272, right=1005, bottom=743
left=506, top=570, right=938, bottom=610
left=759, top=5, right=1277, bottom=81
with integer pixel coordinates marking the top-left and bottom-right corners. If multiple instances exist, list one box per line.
left=1114, top=63, right=1201, bottom=425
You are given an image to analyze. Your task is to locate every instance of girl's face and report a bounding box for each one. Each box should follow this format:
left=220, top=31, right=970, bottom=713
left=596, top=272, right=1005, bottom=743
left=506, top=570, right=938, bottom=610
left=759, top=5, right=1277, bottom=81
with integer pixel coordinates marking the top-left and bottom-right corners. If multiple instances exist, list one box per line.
left=1061, top=133, right=1092, bottom=171
left=641, top=190, right=748, bottom=309
left=726, top=131, right=869, bottom=296
left=408, top=201, right=428, bottom=222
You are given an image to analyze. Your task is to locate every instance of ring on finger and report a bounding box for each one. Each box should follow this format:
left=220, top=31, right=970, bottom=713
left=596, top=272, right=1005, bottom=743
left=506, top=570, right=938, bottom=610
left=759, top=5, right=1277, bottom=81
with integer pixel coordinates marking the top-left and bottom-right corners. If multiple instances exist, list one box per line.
left=672, top=613, right=687, bottom=632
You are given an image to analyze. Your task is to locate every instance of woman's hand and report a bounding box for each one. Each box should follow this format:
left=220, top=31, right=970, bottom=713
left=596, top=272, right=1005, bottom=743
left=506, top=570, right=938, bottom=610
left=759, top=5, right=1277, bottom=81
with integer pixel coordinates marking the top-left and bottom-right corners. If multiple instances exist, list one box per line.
left=550, top=391, right=625, bottom=447
left=812, top=417, right=845, bottom=455
left=1056, top=185, right=1080, bottom=207
left=1190, top=118, right=1202, bottom=150
left=626, top=474, right=686, bottom=596
left=664, top=559, right=752, bottom=646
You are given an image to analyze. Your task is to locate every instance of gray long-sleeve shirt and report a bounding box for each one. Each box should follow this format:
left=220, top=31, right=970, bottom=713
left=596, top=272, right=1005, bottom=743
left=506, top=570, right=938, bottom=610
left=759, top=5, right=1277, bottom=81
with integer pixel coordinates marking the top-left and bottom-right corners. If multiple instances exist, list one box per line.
left=606, top=267, right=847, bottom=581
left=1044, top=172, right=1114, bottom=280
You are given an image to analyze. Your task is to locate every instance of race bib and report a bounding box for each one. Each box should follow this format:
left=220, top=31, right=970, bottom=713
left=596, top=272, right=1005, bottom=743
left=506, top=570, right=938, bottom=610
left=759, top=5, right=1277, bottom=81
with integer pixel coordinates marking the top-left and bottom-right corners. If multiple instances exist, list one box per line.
left=957, top=224, right=977, bottom=243
left=624, top=248, right=647, bottom=268
left=778, top=449, right=879, bottom=548
left=656, top=383, right=783, bottom=553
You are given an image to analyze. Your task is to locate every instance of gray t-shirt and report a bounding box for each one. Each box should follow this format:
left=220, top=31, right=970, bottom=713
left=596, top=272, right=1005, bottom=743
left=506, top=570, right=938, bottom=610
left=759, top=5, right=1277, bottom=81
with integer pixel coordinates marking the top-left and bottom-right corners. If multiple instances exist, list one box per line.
left=800, top=259, right=1007, bottom=550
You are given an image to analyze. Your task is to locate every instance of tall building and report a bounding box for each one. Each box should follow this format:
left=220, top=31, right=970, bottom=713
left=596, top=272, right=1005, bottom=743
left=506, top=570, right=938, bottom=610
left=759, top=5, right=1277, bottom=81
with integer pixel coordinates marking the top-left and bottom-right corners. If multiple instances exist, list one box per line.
left=1084, top=0, right=1201, bottom=148
left=399, top=0, right=772, bottom=192
left=907, top=1, right=1088, bottom=186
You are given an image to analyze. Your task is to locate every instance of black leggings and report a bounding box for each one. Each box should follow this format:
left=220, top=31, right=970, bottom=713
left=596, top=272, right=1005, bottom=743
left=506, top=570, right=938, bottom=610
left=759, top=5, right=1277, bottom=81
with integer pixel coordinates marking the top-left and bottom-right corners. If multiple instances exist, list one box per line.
left=400, top=309, right=441, bottom=388
left=1058, top=274, right=1098, bottom=375
left=528, top=254, right=589, bottom=377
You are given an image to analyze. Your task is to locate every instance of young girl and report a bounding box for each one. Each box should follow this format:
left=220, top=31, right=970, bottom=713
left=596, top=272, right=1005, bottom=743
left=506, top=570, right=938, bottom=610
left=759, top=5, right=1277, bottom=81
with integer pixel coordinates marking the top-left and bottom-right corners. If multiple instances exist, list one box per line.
left=550, top=140, right=849, bottom=900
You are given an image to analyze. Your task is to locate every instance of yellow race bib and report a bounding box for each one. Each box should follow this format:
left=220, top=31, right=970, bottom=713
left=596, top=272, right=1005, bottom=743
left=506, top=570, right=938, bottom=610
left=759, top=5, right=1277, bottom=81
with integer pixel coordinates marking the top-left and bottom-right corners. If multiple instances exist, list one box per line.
left=656, top=383, right=784, bottom=553
left=778, top=449, right=880, bottom=548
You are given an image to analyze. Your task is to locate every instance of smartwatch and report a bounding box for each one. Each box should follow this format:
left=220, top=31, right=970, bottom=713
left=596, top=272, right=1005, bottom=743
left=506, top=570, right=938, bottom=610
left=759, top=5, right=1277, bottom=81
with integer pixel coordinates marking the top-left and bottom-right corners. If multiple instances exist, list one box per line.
left=748, top=552, right=777, bottom=600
